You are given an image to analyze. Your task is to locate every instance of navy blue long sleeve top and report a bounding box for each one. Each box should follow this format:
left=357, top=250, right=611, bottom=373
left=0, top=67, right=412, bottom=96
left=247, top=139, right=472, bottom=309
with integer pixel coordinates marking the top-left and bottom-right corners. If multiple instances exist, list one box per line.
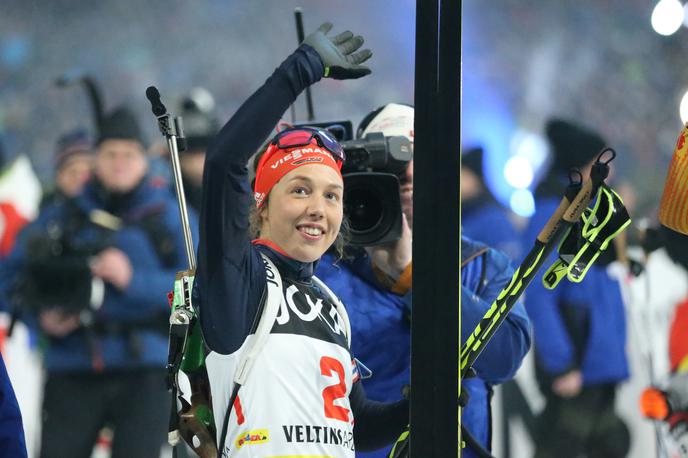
left=193, top=44, right=408, bottom=451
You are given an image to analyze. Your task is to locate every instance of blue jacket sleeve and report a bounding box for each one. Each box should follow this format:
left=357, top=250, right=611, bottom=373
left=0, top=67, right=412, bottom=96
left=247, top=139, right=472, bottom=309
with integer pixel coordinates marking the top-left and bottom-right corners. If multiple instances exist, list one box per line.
left=116, top=203, right=199, bottom=317
left=196, top=45, right=325, bottom=355
left=0, top=354, right=27, bottom=458
left=461, top=248, right=532, bottom=384
left=521, top=199, right=577, bottom=375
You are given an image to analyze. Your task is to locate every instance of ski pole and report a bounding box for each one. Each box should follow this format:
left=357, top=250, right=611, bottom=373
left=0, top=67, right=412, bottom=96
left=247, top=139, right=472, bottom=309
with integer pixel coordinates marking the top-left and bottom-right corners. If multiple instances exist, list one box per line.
left=145, top=85, right=200, bottom=379
left=294, top=8, right=315, bottom=121
left=146, top=86, right=196, bottom=270
left=389, top=151, right=617, bottom=458
left=460, top=148, right=617, bottom=377
left=146, top=87, right=215, bottom=458
left=55, top=73, right=106, bottom=131
left=145, top=87, right=207, bottom=374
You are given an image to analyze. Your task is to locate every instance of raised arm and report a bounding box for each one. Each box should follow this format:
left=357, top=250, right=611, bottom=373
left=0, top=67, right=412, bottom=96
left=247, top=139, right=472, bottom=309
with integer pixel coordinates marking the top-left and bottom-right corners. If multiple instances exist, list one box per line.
left=196, top=25, right=372, bottom=354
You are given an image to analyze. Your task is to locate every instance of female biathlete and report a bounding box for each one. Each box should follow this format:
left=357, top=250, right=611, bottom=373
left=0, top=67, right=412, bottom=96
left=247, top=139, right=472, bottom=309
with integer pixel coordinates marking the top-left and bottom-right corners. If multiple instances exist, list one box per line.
left=194, top=23, right=409, bottom=458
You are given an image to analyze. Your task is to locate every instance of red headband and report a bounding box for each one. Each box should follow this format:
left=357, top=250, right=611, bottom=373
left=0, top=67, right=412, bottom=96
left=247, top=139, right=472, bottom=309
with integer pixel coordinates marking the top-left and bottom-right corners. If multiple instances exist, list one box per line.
left=253, top=144, right=343, bottom=207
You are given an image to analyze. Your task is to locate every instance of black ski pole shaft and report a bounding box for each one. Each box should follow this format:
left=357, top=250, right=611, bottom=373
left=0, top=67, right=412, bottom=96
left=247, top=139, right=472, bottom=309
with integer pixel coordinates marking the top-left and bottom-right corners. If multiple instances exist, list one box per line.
left=460, top=148, right=616, bottom=376
left=145, top=86, right=196, bottom=271
left=460, top=180, right=588, bottom=376
left=146, top=86, right=200, bottom=453
left=55, top=73, right=106, bottom=138
left=294, top=8, right=315, bottom=121
left=80, top=76, right=106, bottom=131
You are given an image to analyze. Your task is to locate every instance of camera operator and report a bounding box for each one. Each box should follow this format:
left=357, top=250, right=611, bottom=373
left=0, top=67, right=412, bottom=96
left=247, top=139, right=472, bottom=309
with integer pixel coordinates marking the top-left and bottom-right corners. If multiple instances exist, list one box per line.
left=315, top=103, right=532, bottom=458
left=0, top=107, right=195, bottom=458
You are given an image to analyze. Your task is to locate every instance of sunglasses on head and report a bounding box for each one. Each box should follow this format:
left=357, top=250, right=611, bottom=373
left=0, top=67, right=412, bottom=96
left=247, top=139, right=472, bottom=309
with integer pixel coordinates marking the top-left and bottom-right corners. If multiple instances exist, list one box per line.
left=271, top=127, right=346, bottom=164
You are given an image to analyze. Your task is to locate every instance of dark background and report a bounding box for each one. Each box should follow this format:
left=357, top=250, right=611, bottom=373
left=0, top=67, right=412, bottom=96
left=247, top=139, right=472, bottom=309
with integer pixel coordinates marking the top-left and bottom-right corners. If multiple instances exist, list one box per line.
left=1, top=0, right=685, bottom=218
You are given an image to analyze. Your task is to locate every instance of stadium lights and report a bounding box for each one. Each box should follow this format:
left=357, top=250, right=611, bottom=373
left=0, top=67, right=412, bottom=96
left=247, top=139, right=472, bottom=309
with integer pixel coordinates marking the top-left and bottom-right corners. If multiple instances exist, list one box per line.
left=510, top=189, right=535, bottom=217
left=504, top=156, right=534, bottom=189
left=651, top=0, right=684, bottom=36
left=679, top=89, right=688, bottom=123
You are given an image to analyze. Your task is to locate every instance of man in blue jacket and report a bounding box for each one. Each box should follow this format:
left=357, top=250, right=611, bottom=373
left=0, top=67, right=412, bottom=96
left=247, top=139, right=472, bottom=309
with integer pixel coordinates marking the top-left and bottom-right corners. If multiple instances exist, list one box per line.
left=316, top=103, right=532, bottom=458
left=0, top=108, right=195, bottom=458
left=522, top=118, right=629, bottom=458
left=461, top=146, right=522, bottom=262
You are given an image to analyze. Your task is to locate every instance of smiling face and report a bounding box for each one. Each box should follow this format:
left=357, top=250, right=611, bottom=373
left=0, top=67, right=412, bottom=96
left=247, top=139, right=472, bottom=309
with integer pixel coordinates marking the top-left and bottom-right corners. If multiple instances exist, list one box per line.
left=259, top=163, right=344, bottom=262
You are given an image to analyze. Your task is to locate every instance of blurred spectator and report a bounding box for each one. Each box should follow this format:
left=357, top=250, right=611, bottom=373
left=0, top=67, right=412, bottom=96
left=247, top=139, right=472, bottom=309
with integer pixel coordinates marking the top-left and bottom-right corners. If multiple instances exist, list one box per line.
left=636, top=225, right=688, bottom=456
left=461, top=146, right=522, bottom=261
left=522, top=118, right=629, bottom=458
left=0, top=107, right=195, bottom=458
left=316, top=104, right=531, bottom=458
left=640, top=372, right=688, bottom=458
left=625, top=225, right=688, bottom=381
left=0, top=138, right=41, bottom=260
left=40, top=128, right=94, bottom=208
left=167, top=87, right=218, bottom=214
left=146, top=87, right=219, bottom=213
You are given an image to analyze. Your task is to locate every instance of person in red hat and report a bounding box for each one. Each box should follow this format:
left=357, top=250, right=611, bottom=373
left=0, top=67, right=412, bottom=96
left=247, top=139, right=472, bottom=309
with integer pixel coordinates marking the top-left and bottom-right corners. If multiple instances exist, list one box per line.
left=194, top=23, right=408, bottom=458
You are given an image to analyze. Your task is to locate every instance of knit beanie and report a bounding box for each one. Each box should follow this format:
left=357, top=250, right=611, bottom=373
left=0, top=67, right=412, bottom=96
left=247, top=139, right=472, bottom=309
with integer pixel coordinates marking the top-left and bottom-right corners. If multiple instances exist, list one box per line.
left=545, top=118, right=605, bottom=173
left=54, top=128, right=92, bottom=169
left=97, top=106, right=145, bottom=146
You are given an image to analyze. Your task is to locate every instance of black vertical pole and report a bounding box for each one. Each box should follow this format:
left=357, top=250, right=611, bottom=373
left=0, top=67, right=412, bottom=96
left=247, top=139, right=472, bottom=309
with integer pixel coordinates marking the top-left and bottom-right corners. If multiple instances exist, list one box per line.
left=294, top=8, right=315, bottom=121
left=411, top=0, right=461, bottom=456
